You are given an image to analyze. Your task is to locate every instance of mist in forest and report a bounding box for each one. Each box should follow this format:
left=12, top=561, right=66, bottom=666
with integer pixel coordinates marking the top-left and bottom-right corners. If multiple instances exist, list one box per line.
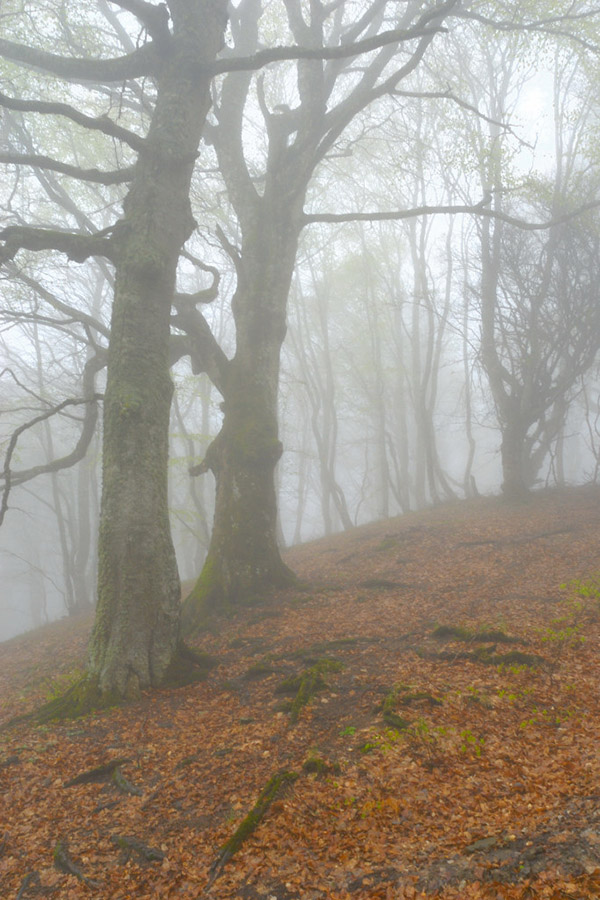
left=2, top=0, right=600, bottom=642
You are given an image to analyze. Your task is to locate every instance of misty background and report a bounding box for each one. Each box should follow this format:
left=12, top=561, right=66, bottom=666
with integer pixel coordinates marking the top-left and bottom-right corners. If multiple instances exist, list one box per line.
left=2, top=3, right=600, bottom=641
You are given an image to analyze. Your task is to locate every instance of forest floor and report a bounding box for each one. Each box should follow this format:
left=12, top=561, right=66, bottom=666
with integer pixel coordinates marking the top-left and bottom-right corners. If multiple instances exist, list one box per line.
left=2, top=487, right=600, bottom=900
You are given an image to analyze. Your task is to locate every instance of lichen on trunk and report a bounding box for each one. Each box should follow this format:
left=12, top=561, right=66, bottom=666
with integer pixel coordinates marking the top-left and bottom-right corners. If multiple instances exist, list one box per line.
left=87, top=0, right=228, bottom=700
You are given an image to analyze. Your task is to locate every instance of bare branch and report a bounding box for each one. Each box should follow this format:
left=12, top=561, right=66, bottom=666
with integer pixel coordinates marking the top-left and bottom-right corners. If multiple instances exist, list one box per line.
left=106, top=0, right=171, bottom=46
left=1, top=353, right=106, bottom=525
left=456, top=8, right=600, bottom=53
left=303, top=198, right=600, bottom=230
left=391, top=88, right=528, bottom=142
left=0, top=37, right=160, bottom=83
left=204, top=21, right=449, bottom=76
left=0, top=152, right=135, bottom=185
left=6, top=267, right=110, bottom=340
left=0, top=91, right=145, bottom=152
left=0, top=226, right=115, bottom=264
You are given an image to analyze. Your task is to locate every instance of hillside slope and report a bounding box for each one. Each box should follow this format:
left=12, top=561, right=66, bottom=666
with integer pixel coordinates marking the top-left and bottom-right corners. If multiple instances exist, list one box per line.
left=1, top=488, right=600, bottom=899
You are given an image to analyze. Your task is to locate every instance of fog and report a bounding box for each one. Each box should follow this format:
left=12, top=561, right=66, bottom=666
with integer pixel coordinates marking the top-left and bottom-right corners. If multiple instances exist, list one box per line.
left=2, top=1, right=600, bottom=642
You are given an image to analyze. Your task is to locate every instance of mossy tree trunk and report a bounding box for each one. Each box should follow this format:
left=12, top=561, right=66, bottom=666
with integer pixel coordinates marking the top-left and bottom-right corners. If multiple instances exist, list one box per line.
left=88, top=1, right=227, bottom=699
left=183, top=210, right=300, bottom=626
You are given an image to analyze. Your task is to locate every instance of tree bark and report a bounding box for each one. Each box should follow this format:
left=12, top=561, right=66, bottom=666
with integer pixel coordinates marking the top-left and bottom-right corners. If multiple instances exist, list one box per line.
left=88, top=0, right=227, bottom=698
left=500, top=417, right=529, bottom=500
left=183, top=211, right=300, bottom=626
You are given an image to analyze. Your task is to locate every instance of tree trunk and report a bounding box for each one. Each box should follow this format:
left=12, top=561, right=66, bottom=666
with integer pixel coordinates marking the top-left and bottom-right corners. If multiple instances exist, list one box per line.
left=88, top=1, right=227, bottom=699
left=500, top=419, right=529, bottom=500
left=183, top=214, right=300, bottom=628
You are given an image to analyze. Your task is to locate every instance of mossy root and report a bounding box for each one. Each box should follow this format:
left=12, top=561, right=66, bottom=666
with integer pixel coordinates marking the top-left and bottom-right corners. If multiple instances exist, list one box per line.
left=207, top=770, right=298, bottom=887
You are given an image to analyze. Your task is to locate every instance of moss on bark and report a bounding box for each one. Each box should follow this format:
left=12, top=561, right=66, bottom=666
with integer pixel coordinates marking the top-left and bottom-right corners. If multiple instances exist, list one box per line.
left=35, top=675, right=120, bottom=724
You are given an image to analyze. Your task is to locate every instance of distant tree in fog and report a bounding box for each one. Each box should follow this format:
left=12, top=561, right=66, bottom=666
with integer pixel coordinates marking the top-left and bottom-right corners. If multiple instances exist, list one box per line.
left=481, top=198, right=600, bottom=497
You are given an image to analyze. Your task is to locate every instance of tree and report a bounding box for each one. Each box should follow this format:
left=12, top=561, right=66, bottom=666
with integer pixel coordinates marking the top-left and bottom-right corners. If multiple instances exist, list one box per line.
left=182, top=0, right=502, bottom=626
left=481, top=200, right=600, bottom=496
left=1, top=0, right=228, bottom=699
left=465, top=40, right=600, bottom=497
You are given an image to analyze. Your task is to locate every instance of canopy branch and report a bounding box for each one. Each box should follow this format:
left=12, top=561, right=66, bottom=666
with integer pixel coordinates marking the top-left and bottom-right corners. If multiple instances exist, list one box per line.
left=0, top=152, right=135, bottom=185
left=303, top=198, right=600, bottom=230
left=205, top=21, right=449, bottom=75
left=107, top=0, right=171, bottom=45
left=0, top=38, right=160, bottom=83
left=0, top=226, right=115, bottom=264
left=0, top=92, right=144, bottom=151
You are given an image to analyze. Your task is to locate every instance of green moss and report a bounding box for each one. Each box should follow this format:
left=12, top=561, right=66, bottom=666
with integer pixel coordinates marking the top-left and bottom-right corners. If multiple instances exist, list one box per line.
left=391, top=684, right=444, bottom=709
left=302, top=753, right=341, bottom=776
left=35, top=675, right=121, bottom=724
left=275, top=659, right=343, bottom=725
left=181, top=555, right=223, bottom=634
left=214, top=771, right=298, bottom=869
left=379, top=687, right=411, bottom=731
left=162, top=643, right=218, bottom=687
left=225, top=385, right=282, bottom=465
left=243, top=660, right=276, bottom=680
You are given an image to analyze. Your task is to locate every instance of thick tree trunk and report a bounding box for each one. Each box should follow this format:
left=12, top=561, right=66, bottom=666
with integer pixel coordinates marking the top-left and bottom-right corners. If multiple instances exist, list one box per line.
left=183, top=214, right=300, bottom=629
left=182, top=360, right=295, bottom=624
left=88, top=1, right=227, bottom=699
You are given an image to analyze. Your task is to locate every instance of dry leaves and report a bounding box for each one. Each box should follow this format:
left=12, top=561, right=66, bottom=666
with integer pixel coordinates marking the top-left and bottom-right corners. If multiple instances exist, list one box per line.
left=1, top=487, right=600, bottom=898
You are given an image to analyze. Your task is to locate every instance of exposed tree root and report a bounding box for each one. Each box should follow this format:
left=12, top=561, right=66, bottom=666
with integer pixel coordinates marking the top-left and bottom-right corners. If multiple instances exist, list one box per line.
left=417, top=647, right=547, bottom=668
left=162, top=642, right=218, bottom=688
left=2, top=644, right=218, bottom=730
left=16, top=871, right=40, bottom=900
left=275, top=658, right=343, bottom=724
left=110, top=834, right=164, bottom=864
left=432, top=624, right=520, bottom=644
left=64, top=757, right=131, bottom=787
left=35, top=675, right=120, bottom=724
left=205, top=770, right=298, bottom=890
left=53, top=836, right=99, bottom=889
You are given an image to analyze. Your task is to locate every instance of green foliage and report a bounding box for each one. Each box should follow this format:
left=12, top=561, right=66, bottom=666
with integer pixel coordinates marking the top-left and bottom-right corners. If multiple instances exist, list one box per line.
left=519, top=706, right=577, bottom=730
left=459, top=729, right=485, bottom=758
left=537, top=575, right=597, bottom=675
left=339, top=725, right=356, bottom=736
